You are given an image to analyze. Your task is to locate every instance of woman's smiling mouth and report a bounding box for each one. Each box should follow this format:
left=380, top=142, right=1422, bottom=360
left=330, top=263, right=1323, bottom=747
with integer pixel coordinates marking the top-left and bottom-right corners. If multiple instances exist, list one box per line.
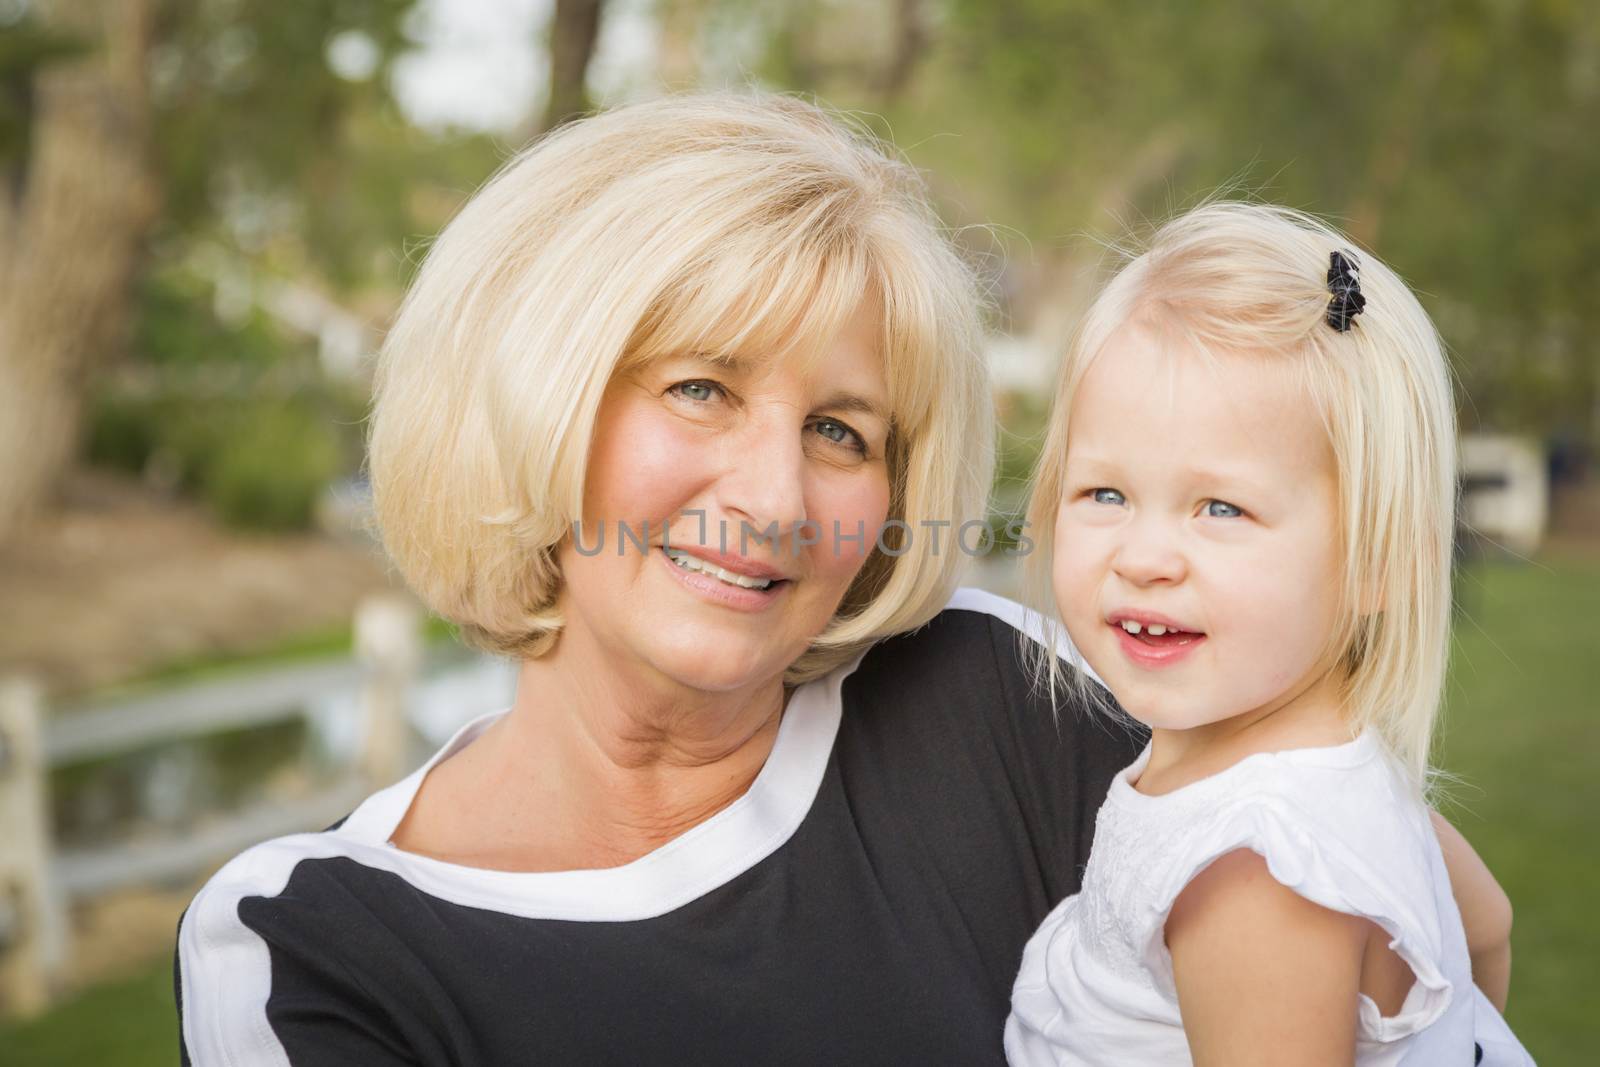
left=658, top=546, right=792, bottom=610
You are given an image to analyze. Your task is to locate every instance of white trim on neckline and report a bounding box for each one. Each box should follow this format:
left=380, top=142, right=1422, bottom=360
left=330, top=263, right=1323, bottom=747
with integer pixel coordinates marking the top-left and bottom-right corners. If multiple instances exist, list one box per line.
left=317, top=646, right=864, bottom=922
left=1110, top=729, right=1382, bottom=809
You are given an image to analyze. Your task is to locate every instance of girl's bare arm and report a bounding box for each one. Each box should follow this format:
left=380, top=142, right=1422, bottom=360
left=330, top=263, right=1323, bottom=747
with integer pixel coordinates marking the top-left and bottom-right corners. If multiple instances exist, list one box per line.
left=1167, top=849, right=1367, bottom=1066
left=1430, top=810, right=1514, bottom=1011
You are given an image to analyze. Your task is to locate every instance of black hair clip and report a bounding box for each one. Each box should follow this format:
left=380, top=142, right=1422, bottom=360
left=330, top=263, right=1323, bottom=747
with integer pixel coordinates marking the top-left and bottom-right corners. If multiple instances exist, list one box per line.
left=1326, top=250, right=1366, bottom=332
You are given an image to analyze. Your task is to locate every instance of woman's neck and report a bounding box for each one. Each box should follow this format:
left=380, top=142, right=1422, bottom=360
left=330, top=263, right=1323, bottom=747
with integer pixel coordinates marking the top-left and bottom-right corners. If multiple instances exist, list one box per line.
left=507, top=648, right=788, bottom=858
left=391, top=633, right=788, bottom=873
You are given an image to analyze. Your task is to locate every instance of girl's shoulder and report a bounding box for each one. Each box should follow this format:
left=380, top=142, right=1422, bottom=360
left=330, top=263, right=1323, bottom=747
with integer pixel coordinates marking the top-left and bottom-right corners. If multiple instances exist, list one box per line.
left=1102, top=732, right=1444, bottom=925
left=1082, top=732, right=1465, bottom=1033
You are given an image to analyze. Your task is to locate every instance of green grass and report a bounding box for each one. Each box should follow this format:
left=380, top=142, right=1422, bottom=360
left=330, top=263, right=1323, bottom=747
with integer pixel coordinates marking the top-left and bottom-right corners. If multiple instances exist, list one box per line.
left=1441, top=555, right=1600, bottom=1063
left=1, top=959, right=177, bottom=1067
left=3, top=560, right=1594, bottom=1062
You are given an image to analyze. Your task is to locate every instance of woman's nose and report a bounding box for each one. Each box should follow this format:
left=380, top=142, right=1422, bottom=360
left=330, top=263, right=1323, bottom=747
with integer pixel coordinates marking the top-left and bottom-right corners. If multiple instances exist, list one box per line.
left=717, top=416, right=808, bottom=545
left=1111, top=516, right=1187, bottom=586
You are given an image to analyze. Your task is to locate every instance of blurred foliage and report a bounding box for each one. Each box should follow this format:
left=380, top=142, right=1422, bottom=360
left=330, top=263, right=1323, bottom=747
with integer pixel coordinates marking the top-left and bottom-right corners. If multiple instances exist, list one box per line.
left=87, top=267, right=365, bottom=529
left=10, top=0, right=1591, bottom=516
left=205, top=404, right=345, bottom=529
left=138, top=0, right=509, bottom=291
left=739, top=0, right=1600, bottom=441
left=150, top=0, right=429, bottom=289
left=87, top=379, right=358, bottom=532
left=61, top=0, right=504, bottom=526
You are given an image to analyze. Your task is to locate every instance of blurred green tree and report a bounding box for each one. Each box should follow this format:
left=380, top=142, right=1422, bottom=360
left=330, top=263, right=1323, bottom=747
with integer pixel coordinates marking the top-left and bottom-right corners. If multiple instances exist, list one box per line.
left=728, top=0, right=1600, bottom=443
left=0, top=0, right=513, bottom=535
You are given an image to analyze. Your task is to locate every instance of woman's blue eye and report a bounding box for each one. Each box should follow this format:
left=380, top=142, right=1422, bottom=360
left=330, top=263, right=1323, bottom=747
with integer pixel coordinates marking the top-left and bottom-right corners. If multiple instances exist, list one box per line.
left=672, top=380, right=719, bottom=402
left=1205, top=499, right=1243, bottom=518
left=1091, top=488, right=1125, bottom=506
left=811, top=418, right=866, bottom=453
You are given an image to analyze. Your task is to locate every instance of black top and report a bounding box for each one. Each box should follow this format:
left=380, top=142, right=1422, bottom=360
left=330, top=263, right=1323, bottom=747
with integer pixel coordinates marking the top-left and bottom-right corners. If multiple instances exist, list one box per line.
left=176, top=590, right=1143, bottom=1065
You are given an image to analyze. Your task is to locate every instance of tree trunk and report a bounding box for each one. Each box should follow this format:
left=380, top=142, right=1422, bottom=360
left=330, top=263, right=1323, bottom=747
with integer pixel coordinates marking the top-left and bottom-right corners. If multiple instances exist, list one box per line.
left=0, top=0, right=158, bottom=544
left=878, top=0, right=931, bottom=105
left=539, top=0, right=604, bottom=134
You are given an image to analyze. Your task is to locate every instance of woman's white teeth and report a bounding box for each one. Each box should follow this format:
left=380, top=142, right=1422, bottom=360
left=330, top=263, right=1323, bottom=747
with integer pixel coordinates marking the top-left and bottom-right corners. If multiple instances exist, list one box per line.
left=665, top=549, right=773, bottom=590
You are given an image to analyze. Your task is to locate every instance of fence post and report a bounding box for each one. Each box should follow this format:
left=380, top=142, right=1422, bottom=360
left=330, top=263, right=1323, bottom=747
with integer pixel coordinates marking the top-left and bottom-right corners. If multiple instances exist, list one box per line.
left=0, top=677, right=69, bottom=1019
left=354, top=596, right=421, bottom=791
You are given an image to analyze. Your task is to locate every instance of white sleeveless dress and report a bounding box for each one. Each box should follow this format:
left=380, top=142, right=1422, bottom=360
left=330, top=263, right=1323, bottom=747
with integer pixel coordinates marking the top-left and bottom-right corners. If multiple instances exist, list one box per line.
left=1005, top=732, right=1534, bottom=1065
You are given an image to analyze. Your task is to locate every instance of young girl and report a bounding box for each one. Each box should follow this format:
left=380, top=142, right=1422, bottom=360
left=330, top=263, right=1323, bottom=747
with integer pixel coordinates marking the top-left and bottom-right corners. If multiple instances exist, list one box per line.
left=1005, top=203, right=1534, bottom=1065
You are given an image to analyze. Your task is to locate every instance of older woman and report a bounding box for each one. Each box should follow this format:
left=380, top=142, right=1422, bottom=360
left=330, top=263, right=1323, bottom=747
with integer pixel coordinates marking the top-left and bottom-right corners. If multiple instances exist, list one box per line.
left=176, top=94, right=1503, bottom=1065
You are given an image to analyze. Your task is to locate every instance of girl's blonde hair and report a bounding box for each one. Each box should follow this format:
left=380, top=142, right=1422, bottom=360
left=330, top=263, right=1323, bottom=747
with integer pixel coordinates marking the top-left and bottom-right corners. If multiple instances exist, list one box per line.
left=368, top=92, right=993, bottom=683
left=1025, top=202, right=1456, bottom=788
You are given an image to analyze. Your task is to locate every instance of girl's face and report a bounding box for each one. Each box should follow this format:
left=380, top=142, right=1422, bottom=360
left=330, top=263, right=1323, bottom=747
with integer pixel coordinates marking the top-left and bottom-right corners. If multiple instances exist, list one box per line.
left=555, top=301, right=892, bottom=696
left=1053, top=322, right=1347, bottom=734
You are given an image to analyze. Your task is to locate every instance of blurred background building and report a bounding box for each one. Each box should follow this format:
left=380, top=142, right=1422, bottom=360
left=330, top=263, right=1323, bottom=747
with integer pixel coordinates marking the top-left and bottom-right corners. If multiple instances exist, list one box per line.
left=0, top=1, right=1595, bottom=1062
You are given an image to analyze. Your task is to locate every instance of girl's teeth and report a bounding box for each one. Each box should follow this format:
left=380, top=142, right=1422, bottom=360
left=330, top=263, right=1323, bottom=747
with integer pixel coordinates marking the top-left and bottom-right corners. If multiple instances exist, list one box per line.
left=665, top=549, right=773, bottom=590
left=1119, top=619, right=1185, bottom=636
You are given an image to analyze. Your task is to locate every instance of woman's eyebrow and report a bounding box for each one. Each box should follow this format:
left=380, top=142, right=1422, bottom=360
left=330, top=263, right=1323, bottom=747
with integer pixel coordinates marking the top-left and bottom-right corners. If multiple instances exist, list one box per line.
left=816, top=391, right=890, bottom=424
left=668, top=351, right=889, bottom=423
left=682, top=350, right=746, bottom=370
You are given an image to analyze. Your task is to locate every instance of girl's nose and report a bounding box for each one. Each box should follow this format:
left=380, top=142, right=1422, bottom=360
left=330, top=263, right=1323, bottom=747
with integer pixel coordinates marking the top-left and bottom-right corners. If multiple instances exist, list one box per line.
left=1111, top=517, right=1187, bottom=586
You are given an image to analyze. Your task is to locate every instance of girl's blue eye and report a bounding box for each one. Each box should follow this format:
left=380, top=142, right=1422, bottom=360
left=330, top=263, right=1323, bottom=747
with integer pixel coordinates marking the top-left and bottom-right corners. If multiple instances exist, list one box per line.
left=1205, top=499, right=1243, bottom=518
left=1091, top=488, right=1125, bottom=506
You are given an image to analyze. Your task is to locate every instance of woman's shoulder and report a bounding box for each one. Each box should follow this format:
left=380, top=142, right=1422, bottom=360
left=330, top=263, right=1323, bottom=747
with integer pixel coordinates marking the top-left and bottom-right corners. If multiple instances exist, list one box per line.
left=180, top=821, right=385, bottom=956
left=177, top=823, right=393, bottom=1062
left=855, top=586, right=1095, bottom=695
left=840, top=586, right=1144, bottom=793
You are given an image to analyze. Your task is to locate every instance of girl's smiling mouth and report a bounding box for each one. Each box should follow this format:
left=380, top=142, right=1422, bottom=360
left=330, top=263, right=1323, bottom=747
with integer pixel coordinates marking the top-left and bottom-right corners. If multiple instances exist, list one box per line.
left=1108, top=611, right=1207, bottom=668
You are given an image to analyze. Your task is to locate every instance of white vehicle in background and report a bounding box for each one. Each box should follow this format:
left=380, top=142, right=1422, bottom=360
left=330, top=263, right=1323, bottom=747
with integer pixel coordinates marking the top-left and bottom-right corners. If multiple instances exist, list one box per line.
left=1459, top=434, right=1548, bottom=559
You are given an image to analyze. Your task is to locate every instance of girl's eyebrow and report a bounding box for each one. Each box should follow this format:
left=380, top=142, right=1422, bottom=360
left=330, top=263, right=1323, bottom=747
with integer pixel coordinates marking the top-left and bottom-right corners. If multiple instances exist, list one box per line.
left=1063, top=452, right=1121, bottom=473
left=1179, top=465, right=1277, bottom=497
left=1068, top=453, right=1275, bottom=496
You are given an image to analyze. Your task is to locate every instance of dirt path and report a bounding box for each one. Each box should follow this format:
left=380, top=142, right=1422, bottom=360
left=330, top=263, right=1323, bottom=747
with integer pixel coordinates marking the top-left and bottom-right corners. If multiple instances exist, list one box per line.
left=0, top=469, right=404, bottom=698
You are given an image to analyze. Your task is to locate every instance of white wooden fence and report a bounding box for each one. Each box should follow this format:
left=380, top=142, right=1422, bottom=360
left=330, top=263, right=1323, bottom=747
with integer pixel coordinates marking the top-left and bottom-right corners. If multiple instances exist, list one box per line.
left=0, top=594, right=425, bottom=1018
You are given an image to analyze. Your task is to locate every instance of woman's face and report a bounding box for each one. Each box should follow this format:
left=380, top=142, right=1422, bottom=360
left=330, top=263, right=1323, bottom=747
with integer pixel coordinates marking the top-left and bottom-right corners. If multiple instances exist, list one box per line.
left=556, top=302, right=893, bottom=695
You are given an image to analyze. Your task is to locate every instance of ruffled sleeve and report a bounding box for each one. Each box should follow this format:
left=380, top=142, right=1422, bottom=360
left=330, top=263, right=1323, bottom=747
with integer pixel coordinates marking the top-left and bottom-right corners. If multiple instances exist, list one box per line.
left=1134, top=783, right=1456, bottom=1045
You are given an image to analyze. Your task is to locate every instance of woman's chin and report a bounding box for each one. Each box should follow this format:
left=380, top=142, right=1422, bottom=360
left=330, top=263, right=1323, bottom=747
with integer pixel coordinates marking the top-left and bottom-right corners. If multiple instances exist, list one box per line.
left=643, top=636, right=794, bottom=695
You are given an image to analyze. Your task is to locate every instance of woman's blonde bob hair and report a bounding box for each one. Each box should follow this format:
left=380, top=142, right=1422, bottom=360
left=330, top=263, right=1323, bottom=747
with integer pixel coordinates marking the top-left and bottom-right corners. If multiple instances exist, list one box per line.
left=1025, top=202, right=1457, bottom=789
left=368, top=92, right=993, bottom=684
